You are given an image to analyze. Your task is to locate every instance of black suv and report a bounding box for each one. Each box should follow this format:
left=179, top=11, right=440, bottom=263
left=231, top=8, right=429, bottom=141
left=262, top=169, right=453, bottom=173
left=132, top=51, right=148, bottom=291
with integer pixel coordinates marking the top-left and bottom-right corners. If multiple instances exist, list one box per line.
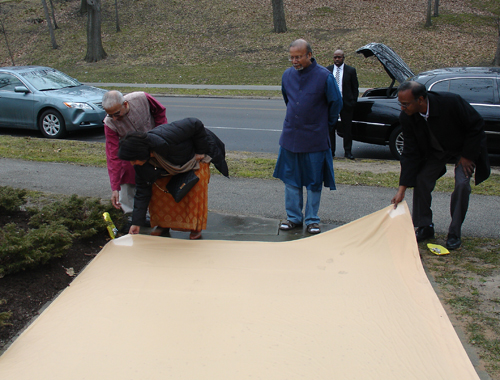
left=349, top=43, right=500, bottom=159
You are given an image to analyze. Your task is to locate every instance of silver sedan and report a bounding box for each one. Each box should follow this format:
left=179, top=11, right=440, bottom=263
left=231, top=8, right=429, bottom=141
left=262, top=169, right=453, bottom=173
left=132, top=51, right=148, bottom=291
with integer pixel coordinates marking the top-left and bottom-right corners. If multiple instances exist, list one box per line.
left=0, top=66, right=107, bottom=138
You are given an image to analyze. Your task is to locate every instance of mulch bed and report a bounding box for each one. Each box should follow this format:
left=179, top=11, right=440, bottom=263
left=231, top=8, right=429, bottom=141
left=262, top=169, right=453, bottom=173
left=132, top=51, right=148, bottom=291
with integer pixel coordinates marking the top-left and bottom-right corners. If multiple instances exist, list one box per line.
left=0, top=210, right=111, bottom=351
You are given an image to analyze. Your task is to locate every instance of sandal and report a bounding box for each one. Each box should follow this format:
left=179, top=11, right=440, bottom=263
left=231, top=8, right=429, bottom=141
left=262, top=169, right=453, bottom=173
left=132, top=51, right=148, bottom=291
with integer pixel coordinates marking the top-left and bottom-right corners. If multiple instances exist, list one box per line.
left=189, top=230, right=202, bottom=240
left=279, top=220, right=302, bottom=231
left=306, top=223, right=321, bottom=234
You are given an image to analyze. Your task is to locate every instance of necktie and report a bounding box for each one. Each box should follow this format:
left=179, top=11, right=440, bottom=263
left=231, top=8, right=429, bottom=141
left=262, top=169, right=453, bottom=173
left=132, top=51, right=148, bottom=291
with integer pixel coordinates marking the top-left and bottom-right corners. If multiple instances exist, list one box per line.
left=335, top=67, right=341, bottom=88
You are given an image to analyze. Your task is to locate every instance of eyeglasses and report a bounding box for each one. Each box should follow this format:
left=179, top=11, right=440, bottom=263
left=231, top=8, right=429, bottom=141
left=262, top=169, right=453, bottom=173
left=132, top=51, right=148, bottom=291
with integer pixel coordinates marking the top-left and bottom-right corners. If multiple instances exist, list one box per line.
left=288, top=54, right=309, bottom=62
left=398, top=99, right=417, bottom=109
left=106, top=103, right=124, bottom=118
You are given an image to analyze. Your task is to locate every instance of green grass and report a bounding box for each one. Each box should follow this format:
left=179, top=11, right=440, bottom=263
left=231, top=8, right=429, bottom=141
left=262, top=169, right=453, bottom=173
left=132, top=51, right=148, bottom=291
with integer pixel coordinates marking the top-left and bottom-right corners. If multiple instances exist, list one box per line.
left=0, top=136, right=107, bottom=167
left=1, top=0, right=497, bottom=89
left=1, top=135, right=499, bottom=196
left=421, top=235, right=500, bottom=377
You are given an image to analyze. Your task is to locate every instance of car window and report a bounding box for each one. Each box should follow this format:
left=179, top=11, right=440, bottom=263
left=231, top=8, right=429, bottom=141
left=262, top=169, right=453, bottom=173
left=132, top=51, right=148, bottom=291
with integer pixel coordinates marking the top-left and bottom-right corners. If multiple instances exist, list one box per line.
left=429, top=80, right=449, bottom=92
left=0, top=73, right=24, bottom=92
left=19, top=68, right=80, bottom=91
left=448, top=78, right=495, bottom=104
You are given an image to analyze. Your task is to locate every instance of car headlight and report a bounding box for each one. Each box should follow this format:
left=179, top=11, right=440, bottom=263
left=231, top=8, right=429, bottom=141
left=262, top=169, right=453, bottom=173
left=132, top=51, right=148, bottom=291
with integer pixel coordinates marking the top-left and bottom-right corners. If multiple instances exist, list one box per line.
left=63, top=102, right=93, bottom=110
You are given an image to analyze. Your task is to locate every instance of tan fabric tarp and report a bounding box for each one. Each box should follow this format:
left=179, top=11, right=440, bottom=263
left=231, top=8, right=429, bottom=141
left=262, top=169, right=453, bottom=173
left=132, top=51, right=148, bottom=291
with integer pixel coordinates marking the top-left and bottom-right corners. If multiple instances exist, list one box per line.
left=0, top=202, right=479, bottom=379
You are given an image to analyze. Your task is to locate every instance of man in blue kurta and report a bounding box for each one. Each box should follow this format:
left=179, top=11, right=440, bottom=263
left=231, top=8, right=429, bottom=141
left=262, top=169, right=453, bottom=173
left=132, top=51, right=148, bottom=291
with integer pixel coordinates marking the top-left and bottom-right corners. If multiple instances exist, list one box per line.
left=273, top=39, right=342, bottom=234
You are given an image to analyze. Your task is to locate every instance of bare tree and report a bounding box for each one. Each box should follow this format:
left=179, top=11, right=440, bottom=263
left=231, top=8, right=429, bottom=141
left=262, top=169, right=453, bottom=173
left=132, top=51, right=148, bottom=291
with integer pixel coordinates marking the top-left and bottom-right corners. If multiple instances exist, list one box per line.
left=114, top=0, right=121, bottom=32
left=0, top=4, right=15, bottom=65
left=84, top=0, right=107, bottom=62
left=425, top=0, right=432, bottom=27
left=271, top=0, right=287, bottom=33
left=48, top=0, right=59, bottom=29
left=433, top=0, right=439, bottom=17
left=79, top=0, right=88, bottom=15
left=470, top=0, right=500, bottom=66
left=494, top=18, right=500, bottom=66
left=41, top=0, right=58, bottom=49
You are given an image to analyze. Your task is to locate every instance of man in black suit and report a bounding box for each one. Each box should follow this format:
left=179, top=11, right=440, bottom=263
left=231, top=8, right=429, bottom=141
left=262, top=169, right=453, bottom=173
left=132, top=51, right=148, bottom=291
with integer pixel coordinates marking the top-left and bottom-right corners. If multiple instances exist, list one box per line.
left=326, top=49, right=359, bottom=160
left=391, top=81, right=490, bottom=250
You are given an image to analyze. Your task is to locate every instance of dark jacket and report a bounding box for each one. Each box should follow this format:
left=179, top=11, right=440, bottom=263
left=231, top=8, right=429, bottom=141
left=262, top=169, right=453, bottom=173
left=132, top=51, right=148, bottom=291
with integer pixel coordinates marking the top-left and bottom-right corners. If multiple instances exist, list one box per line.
left=132, top=117, right=228, bottom=225
left=326, top=64, right=359, bottom=109
left=399, top=92, right=490, bottom=187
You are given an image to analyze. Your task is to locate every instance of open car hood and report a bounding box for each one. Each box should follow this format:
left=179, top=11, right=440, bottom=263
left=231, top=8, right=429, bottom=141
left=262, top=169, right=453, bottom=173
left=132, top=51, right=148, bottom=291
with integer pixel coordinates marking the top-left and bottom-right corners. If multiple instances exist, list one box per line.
left=356, top=43, right=414, bottom=84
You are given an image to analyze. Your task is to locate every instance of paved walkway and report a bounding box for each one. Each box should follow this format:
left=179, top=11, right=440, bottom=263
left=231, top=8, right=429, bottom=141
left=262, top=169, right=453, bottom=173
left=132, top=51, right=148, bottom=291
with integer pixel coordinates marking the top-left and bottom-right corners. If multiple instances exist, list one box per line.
left=1, top=158, right=498, bottom=239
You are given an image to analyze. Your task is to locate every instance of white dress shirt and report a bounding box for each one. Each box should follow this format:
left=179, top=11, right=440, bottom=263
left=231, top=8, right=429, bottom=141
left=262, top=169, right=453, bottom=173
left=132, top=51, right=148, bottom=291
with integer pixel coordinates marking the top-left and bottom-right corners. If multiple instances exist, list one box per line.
left=333, top=63, right=344, bottom=95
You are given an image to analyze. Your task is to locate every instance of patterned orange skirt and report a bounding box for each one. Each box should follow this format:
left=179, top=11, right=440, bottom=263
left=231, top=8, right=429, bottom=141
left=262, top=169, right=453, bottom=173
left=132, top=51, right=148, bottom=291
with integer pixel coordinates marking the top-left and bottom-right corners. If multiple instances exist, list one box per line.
left=149, top=162, right=210, bottom=231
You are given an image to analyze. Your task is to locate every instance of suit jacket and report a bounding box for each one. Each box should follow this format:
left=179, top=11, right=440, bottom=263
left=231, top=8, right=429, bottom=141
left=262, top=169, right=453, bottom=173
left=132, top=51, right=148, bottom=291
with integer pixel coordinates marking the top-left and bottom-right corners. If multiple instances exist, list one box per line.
left=399, top=92, right=490, bottom=187
left=326, top=64, right=359, bottom=108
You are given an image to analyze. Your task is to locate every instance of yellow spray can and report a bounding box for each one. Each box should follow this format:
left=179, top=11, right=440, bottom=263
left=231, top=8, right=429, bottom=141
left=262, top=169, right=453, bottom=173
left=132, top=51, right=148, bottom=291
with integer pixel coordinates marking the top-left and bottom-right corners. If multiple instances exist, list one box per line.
left=103, top=212, right=118, bottom=239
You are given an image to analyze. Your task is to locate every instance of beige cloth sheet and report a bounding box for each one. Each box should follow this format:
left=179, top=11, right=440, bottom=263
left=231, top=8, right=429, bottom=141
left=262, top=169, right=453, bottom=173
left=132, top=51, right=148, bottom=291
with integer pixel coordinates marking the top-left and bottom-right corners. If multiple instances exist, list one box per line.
left=0, top=202, right=479, bottom=379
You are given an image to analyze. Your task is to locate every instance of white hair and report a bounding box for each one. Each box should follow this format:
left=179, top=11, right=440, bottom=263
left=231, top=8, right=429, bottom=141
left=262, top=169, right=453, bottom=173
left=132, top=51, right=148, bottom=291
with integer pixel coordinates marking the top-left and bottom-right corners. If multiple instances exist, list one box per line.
left=102, top=90, right=124, bottom=109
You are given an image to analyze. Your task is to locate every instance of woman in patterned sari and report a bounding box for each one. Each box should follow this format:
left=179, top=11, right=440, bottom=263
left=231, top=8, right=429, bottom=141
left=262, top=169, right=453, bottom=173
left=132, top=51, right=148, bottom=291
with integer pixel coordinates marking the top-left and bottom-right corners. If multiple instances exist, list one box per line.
left=118, top=117, right=228, bottom=240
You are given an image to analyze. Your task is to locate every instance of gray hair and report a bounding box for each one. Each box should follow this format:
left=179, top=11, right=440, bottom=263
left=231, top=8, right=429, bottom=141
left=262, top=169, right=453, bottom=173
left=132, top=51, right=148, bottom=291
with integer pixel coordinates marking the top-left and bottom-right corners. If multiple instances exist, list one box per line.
left=289, top=39, right=312, bottom=55
left=102, top=90, right=125, bottom=109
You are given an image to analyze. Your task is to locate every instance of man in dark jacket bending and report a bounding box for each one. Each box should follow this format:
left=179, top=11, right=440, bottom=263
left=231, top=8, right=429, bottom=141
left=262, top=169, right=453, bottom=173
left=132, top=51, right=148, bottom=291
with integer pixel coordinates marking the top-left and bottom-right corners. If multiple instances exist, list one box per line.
left=391, top=81, right=490, bottom=250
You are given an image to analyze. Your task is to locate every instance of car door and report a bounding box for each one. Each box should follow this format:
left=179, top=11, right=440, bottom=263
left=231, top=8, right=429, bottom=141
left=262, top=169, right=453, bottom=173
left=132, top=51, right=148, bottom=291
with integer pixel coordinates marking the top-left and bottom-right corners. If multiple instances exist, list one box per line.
left=430, top=77, right=500, bottom=154
left=0, top=72, right=36, bottom=129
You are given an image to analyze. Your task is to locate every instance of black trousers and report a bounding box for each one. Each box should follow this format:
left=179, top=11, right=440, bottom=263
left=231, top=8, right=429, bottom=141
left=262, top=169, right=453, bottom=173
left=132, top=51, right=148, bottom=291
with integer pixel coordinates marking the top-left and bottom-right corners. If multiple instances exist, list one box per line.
left=412, top=156, right=471, bottom=237
left=329, top=106, right=353, bottom=155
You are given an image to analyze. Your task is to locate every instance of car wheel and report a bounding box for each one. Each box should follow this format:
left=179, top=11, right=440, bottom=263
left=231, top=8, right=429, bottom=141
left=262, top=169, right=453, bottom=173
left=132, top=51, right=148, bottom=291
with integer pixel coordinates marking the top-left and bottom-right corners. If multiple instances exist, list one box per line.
left=389, top=125, right=403, bottom=160
left=39, top=109, right=66, bottom=139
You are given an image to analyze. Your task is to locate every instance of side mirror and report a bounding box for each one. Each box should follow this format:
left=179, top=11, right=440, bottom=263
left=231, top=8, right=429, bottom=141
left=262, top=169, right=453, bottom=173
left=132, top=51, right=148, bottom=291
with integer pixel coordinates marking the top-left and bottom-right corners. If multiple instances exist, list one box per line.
left=14, top=86, right=30, bottom=94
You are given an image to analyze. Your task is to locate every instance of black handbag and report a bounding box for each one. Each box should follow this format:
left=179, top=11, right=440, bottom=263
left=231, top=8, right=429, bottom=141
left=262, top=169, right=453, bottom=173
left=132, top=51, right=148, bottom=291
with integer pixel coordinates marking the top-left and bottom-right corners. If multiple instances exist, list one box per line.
left=165, top=170, right=199, bottom=202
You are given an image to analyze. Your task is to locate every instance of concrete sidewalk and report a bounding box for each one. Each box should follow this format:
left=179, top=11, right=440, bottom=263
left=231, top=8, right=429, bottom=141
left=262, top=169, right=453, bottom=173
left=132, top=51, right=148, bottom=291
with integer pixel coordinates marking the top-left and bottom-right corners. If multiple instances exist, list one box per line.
left=1, top=158, right=498, bottom=239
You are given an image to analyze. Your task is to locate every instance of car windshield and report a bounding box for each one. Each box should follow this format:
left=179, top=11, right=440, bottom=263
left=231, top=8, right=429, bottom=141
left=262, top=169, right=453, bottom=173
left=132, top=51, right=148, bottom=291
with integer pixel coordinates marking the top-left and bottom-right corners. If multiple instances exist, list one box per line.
left=20, top=68, right=81, bottom=91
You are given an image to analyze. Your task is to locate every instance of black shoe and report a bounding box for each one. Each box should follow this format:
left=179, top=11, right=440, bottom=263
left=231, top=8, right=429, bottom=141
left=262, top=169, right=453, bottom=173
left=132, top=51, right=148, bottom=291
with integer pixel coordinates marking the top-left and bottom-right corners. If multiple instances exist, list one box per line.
left=279, top=220, right=303, bottom=231
left=446, top=234, right=461, bottom=250
left=415, top=224, right=434, bottom=242
left=344, top=152, right=355, bottom=160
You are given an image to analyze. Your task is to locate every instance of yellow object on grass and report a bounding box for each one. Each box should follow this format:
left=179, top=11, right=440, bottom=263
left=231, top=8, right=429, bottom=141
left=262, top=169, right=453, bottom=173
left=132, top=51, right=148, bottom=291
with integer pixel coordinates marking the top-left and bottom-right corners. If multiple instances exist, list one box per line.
left=427, top=243, right=450, bottom=255
left=103, top=212, right=118, bottom=239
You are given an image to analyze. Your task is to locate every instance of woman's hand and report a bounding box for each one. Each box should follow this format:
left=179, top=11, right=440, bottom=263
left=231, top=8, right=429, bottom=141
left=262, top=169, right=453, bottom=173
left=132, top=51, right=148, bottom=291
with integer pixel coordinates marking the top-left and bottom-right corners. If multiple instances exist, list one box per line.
left=195, top=154, right=205, bottom=161
left=129, top=225, right=140, bottom=234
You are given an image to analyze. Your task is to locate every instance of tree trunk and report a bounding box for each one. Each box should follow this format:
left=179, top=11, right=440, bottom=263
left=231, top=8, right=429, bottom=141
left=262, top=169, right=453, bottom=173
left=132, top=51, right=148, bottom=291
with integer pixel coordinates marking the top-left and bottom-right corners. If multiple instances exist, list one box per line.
left=84, top=0, right=107, bottom=62
left=48, top=0, right=59, bottom=29
left=494, top=19, right=500, bottom=66
left=0, top=5, right=15, bottom=65
left=79, top=0, right=88, bottom=15
left=271, top=0, right=287, bottom=33
left=41, top=0, right=58, bottom=49
left=114, top=0, right=121, bottom=32
left=433, top=0, right=439, bottom=17
left=425, top=0, right=432, bottom=27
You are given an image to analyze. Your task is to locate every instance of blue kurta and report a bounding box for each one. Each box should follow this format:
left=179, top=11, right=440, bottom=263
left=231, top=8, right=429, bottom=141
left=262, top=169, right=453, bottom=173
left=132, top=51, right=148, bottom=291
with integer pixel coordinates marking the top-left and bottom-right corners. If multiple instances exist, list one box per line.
left=273, top=147, right=336, bottom=191
left=279, top=58, right=342, bottom=153
left=274, top=58, right=342, bottom=190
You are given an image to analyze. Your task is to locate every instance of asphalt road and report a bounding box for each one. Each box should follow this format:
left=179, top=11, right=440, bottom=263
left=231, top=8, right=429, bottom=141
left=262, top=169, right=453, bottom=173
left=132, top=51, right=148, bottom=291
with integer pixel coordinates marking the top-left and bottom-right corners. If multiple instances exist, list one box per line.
left=0, top=96, right=395, bottom=160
